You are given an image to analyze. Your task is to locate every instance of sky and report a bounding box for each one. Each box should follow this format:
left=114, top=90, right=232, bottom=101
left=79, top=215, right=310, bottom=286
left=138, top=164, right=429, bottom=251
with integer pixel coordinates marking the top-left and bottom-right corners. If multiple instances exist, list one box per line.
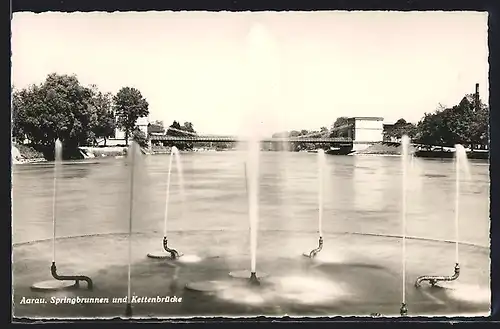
left=11, top=11, right=489, bottom=136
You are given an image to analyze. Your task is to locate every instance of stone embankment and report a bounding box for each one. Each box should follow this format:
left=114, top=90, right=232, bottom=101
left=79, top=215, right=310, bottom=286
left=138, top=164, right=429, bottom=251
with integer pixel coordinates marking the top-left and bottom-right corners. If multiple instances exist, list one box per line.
left=12, top=144, right=46, bottom=164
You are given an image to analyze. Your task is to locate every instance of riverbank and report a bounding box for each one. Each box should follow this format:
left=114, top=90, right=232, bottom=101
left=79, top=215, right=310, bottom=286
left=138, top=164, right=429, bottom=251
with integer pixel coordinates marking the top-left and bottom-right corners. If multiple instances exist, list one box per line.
left=12, top=144, right=46, bottom=164
left=352, top=142, right=489, bottom=160
left=79, top=146, right=128, bottom=158
left=414, top=149, right=489, bottom=160
left=353, top=143, right=416, bottom=156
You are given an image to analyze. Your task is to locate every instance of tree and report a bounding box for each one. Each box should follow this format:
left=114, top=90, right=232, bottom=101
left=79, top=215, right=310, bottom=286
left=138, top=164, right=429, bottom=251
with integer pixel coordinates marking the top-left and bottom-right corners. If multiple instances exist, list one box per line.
left=384, top=118, right=418, bottom=141
left=414, top=93, right=488, bottom=149
left=330, top=117, right=351, bottom=138
left=12, top=89, right=28, bottom=141
left=113, top=87, right=149, bottom=146
left=88, top=88, right=115, bottom=146
left=132, top=128, right=148, bottom=148
left=416, top=111, right=447, bottom=148
left=165, top=121, right=196, bottom=150
left=469, top=105, right=489, bottom=148
left=182, top=121, right=196, bottom=134
left=166, top=121, right=184, bottom=136
left=148, top=120, right=165, bottom=135
left=12, top=73, right=97, bottom=159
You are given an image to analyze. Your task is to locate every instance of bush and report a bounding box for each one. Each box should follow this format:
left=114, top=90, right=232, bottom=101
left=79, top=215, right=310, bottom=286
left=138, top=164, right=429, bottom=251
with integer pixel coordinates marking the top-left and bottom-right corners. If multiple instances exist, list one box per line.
left=132, top=129, right=148, bottom=148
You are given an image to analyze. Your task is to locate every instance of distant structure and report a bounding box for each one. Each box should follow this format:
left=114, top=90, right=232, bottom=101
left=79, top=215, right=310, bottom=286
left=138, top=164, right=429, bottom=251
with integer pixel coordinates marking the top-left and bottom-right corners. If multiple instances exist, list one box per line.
left=104, top=116, right=149, bottom=146
left=382, top=123, right=397, bottom=142
left=114, top=116, right=149, bottom=139
left=347, top=117, right=384, bottom=151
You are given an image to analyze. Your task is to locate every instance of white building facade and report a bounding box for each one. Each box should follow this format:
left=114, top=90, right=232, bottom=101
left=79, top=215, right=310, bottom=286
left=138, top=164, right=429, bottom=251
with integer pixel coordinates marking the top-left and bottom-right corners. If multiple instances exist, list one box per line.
left=348, top=117, right=384, bottom=152
left=114, top=116, right=149, bottom=139
left=102, top=116, right=149, bottom=146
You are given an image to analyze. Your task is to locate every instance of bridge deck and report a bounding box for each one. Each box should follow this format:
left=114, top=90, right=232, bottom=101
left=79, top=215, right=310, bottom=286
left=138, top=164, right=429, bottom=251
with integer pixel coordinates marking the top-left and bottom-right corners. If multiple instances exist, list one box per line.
left=150, top=135, right=354, bottom=143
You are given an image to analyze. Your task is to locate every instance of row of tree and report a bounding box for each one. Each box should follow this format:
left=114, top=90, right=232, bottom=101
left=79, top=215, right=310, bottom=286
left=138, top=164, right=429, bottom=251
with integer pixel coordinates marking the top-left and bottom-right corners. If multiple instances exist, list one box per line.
left=383, top=93, right=489, bottom=149
left=12, top=73, right=149, bottom=159
left=271, top=128, right=331, bottom=151
left=327, top=92, right=489, bottom=149
left=148, top=120, right=199, bottom=150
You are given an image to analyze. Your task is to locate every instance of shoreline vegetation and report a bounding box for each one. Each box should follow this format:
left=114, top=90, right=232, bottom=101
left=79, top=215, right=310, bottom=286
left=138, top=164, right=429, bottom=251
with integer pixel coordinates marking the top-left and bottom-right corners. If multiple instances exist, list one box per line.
left=12, top=142, right=489, bottom=164
left=12, top=74, right=489, bottom=163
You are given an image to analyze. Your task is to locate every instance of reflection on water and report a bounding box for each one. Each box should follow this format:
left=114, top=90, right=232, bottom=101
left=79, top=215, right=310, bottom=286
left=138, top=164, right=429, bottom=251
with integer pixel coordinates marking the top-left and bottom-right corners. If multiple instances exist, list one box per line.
left=12, top=153, right=489, bottom=248
left=352, top=156, right=387, bottom=213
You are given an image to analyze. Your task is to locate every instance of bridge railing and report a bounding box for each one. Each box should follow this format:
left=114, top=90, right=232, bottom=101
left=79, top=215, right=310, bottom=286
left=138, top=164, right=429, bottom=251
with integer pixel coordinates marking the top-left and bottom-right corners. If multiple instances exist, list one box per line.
left=149, top=135, right=353, bottom=143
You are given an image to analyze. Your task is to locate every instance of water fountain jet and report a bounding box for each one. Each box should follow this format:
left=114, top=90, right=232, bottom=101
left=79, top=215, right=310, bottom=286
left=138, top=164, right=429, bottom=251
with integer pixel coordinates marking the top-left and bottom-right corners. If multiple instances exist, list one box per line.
left=30, top=139, right=93, bottom=292
left=124, top=141, right=141, bottom=317
left=147, top=146, right=200, bottom=262
left=228, top=156, right=268, bottom=283
left=400, top=135, right=410, bottom=316
left=303, top=149, right=326, bottom=259
left=185, top=22, right=276, bottom=294
left=414, top=144, right=468, bottom=288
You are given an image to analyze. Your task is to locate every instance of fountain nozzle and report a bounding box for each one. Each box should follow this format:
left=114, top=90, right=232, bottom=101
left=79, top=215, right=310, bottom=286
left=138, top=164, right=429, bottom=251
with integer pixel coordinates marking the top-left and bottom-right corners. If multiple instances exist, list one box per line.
left=163, top=236, right=182, bottom=260
left=248, top=272, right=260, bottom=286
left=400, top=302, right=408, bottom=316
left=415, top=262, right=461, bottom=287
left=307, top=236, right=324, bottom=258
left=125, top=303, right=132, bottom=316
left=50, top=261, right=93, bottom=290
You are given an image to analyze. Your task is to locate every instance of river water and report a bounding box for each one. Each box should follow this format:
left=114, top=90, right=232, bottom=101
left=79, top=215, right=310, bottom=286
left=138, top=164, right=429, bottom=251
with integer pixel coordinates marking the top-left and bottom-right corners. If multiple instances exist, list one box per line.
left=12, top=152, right=490, bottom=248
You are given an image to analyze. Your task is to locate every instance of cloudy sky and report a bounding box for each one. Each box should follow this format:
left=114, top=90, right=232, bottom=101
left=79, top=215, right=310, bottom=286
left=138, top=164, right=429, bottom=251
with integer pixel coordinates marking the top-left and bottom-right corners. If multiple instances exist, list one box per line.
left=11, top=11, right=488, bottom=136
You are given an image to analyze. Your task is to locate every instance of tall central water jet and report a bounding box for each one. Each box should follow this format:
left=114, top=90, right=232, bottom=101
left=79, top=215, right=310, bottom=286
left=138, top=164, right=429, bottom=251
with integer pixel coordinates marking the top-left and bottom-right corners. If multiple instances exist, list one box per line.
left=248, top=136, right=260, bottom=284
left=228, top=23, right=279, bottom=285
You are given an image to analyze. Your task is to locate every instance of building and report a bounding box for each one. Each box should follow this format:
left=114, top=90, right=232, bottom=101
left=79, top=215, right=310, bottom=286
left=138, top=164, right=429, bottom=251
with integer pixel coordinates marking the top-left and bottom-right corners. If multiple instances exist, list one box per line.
left=347, top=117, right=384, bottom=143
left=114, top=116, right=149, bottom=139
left=346, top=117, right=384, bottom=150
left=103, top=116, right=149, bottom=146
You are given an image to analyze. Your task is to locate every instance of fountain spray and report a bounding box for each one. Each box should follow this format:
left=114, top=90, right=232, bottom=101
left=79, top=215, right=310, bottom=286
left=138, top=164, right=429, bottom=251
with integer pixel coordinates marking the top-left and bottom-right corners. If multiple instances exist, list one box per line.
left=51, top=139, right=61, bottom=265
left=248, top=137, right=261, bottom=286
left=400, top=135, right=409, bottom=316
left=414, top=145, right=463, bottom=291
left=125, top=141, right=139, bottom=317
left=31, top=138, right=93, bottom=292
left=304, top=149, right=325, bottom=258
left=147, top=146, right=186, bottom=260
left=162, top=147, right=183, bottom=259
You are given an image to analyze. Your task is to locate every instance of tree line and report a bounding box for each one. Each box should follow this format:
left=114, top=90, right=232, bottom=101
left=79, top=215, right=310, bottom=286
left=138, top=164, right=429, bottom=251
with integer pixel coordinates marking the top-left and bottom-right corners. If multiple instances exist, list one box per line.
left=12, top=73, right=149, bottom=159
left=148, top=120, right=200, bottom=150
left=328, top=92, right=489, bottom=150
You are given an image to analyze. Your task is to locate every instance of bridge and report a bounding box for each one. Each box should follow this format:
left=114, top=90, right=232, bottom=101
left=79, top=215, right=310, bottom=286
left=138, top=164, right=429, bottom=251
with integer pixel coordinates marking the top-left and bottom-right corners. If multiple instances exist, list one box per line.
left=150, top=124, right=354, bottom=144
left=150, top=134, right=353, bottom=144
left=148, top=117, right=385, bottom=152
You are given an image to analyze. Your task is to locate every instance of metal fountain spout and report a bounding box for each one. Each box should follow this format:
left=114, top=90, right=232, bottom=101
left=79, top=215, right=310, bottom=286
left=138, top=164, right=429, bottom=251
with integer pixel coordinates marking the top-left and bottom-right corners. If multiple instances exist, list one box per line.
left=307, top=236, right=323, bottom=258
left=415, top=263, right=460, bottom=287
left=51, top=261, right=93, bottom=290
left=163, top=236, right=182, bottom=260
left=248, top=272, right=260, bottom=286
left=400, top=302, right=408, bottom=316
